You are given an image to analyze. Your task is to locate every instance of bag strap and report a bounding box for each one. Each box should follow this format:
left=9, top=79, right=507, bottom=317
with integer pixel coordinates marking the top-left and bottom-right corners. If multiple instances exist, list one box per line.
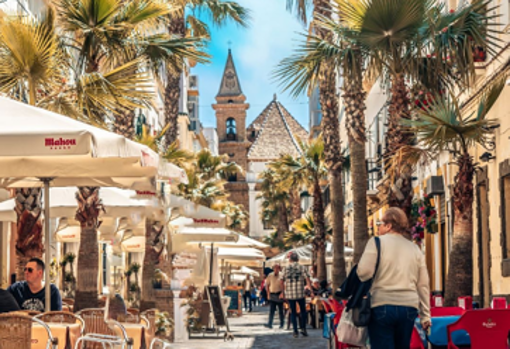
left=372, top=237, right=381, bottom=280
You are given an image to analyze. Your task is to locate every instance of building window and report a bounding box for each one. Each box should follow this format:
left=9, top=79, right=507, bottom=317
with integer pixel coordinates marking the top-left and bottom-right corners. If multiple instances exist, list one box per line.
left=227, top=173, right=237, bottom=182
left=226, top=118, right=237, bottom=140
left=263, top=220, right=272, bottom=230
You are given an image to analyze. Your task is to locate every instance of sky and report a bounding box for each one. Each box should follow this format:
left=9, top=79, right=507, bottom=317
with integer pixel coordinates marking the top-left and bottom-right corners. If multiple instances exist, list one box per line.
left=191, top=0, right=310, bottom=130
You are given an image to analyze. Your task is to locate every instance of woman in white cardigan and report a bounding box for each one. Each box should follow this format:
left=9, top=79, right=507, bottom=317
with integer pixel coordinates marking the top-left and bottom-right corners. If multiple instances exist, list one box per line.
left=357, top=207, right=431, bottom=349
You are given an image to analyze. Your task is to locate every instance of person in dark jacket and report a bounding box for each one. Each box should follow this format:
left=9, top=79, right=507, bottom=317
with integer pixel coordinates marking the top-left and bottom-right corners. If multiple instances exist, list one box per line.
left=8, top=258, right=62, bottom=312
left=0, top=288, right=20, bottom=313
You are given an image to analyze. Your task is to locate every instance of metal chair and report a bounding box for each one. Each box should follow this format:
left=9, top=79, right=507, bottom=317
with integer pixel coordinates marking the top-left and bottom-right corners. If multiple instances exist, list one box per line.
left=76, top=308, right=133, bottom=349
left=0, top=313, right=58, bottom=349
left=140, top=309, right=157, bottom=338
left=149, top=338, right=173, bottom=349
left=35, top=311, right=86, bottom=335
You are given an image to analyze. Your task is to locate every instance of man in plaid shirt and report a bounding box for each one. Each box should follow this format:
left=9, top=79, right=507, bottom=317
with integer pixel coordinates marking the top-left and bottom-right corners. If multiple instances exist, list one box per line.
left=281, top=252, right=311, bottom=338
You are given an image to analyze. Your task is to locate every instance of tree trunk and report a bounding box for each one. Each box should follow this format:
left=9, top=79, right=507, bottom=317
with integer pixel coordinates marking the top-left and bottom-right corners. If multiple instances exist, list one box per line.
left=113, top=109, right=136, bottom=140
left=385, top=74, right=414, bottom=217
left=342, top=66, right=369, bottom=265
left=330, top=169, right=346, bottom=290
left=276, top=200, right=289, bottom=241
left=313, top=0, right=345, bottom=285
left=140, top=218, right=159, bottom=311
left=289, top=188, right=302, bottom=223
left=445, top=154, right=474, bottom=305
left=74, top=187, right=103, bottom=312
left=164, top=15, right=186, bottom=146
left=312, top=179, right=327, bottom=282
left=14, top=188, right=43, bottom=282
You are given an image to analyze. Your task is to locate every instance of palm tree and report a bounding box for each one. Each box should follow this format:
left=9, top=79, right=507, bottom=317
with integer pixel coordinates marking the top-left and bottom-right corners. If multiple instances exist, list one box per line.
left=404, top=77, right=505, bottom=305
left=257, top=169, right=290, bottom=241
left=194, top=149, right=243, bottom=181
left=177, top=168, right=227, bottom=208
left=164, top=0, right=250, bottom=145
left=337, top=0, right=500, bottom=217
left=279, top=138, right=328, bottom=281
left=213, top=201, right=249, bottom=231
left=74, top=187, right=104, bottom=311
left=140, top=219, right=164, bottom=311
left=284, top=0, right=346, bottom=288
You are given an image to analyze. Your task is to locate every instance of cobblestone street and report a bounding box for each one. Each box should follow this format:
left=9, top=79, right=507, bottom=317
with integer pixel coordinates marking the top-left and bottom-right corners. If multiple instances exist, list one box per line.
left=171, top=306, right=327, bottom=349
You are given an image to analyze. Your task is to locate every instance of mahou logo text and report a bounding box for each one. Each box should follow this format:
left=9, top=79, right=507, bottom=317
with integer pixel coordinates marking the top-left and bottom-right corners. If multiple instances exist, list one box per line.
left=45, top=138, right=77, bottom=150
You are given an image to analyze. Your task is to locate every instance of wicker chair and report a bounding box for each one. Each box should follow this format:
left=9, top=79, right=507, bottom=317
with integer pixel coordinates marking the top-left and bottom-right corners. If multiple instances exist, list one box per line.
left=34, top=311, right=85, bottom=335
left=126, top=308, right=139, bottom=316
left=76, top=308, right=133, bottom=349
left=0, top=313, right=58, bottom=349
left=13, top=310, right=41, bottom=316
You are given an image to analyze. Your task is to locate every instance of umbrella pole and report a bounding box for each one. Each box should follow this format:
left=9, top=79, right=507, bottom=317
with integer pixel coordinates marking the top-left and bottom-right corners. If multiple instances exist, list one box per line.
left=41, top=178, right=53, bottom=312
left=209, top=243, right=213, bottom=286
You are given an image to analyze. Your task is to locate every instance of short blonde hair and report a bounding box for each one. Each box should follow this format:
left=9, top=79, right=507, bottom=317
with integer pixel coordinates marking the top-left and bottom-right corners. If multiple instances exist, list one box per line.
left=383, top=207, right=409, bottom=234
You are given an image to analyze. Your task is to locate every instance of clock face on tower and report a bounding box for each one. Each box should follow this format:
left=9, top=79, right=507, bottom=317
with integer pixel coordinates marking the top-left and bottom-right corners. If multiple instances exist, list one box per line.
left=225, top=70, right=236, bottom=90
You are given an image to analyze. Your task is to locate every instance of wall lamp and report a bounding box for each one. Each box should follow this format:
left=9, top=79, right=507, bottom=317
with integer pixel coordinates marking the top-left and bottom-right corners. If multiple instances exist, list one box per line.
left=480, top=152, right=495, bottom=162
left=368, top=166, right=381, bottom=173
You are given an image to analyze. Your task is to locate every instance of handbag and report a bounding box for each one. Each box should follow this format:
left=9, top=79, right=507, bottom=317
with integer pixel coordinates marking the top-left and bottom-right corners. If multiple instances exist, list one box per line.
left=352, top=236, right=381, bottom=327
left=336, top=308, right=368, bottom=347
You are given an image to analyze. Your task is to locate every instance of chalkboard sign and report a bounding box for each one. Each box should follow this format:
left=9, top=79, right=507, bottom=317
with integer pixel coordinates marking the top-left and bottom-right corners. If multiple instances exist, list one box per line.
left=206, top=285, right=227, bottom=327
left=224, top=287, right=242, bottom=316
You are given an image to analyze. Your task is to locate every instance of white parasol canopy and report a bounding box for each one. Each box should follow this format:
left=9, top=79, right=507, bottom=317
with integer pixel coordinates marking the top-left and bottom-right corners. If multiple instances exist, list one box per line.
left=171, top=227, right=239, bottom=253
left=265, top=242, right=353, bottom=267
left=216, top=247, right=265, bottom=261
left=231, top=266, right=260, bottom=277
left=0, top=97, right=186, bottom=311
left=0, top=187, right=156, bottom=222
left=169, top=195, right=226, bottom=229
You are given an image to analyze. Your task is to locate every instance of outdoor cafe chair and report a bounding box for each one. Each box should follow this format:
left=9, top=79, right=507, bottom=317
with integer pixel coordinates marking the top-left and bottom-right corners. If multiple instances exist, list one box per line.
left=149, top=337, right=172, bottom=349
left=431, top=306, right=465, bottom=317
left=35, top=311, right=86, bottom=335
left=76, top=308, right=133, bottom=349
left=446, top=309, right=510, bottom=349
left=0, top=313, right=58, bottom=349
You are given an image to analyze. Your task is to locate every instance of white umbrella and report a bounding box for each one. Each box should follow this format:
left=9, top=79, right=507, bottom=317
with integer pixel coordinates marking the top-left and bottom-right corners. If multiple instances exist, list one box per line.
left=171, top=227, right=239, bottom=253
left=231, top=266, right=260, bottom=277
left=265, top=242, right=354, bottom=267
left=0, top=187, right=156, bottom=222
left=168, top=196, right=226, bottom=229
left=0, top=97, right=186, bottom=311
left=216, top=234, right=268, bottom=249
left=216, top=247, right=265, bottom=261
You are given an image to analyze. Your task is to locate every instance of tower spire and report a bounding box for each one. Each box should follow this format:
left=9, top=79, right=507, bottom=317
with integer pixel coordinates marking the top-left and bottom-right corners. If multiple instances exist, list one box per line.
left=216, top=49, right=243, bottom=98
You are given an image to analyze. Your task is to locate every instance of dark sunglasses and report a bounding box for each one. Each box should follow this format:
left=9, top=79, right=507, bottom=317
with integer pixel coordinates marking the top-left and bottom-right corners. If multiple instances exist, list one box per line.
left=24, top=267, right=34, bottom=273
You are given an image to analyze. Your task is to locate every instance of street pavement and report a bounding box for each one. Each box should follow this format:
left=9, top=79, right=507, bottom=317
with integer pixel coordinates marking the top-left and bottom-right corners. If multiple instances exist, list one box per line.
left=170, top=305, right=328, bottom=349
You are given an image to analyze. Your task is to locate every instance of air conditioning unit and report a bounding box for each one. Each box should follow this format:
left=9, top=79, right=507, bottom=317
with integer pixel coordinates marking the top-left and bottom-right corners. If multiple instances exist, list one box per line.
left=426, top=176, right=445, bottom=196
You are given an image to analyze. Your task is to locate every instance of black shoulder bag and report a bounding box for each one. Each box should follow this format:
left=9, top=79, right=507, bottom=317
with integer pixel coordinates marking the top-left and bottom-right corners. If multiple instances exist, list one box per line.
left=352, top=236, right=381, bottom=327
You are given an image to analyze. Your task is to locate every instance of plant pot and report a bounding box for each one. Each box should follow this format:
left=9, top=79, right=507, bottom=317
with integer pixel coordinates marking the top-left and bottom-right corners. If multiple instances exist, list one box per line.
left=153, top=281, right=162, bottom=289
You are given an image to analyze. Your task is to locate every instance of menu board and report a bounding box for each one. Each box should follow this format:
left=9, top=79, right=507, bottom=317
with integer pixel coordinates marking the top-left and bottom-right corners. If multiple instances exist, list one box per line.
left=206, top=285, right=227, bottom=327
left=224, top=286, right=242, bottom=316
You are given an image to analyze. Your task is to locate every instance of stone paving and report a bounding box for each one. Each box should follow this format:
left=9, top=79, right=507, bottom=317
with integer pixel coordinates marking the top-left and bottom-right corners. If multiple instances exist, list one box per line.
left=170, top=306, right=328, bottom=349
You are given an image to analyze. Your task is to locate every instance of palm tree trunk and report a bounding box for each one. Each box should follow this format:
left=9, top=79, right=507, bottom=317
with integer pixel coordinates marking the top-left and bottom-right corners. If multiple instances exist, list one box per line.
left=113, top=109, right=136, bottom=140
left=313, top=0, right=345, bottom=286
left=74, top=187, right=103, bottom=312
left=14, top=188, right=43, bottom=281
left=342, top=65, right=369, bottom=266
left=276, top=201, right=289, bottom=241
left=312, top=178, right=327, bottom=282
left=386, top=74, right=414, bottom=217
left=330, top=169, right=346, bottom=289
left=445, top=153, right=474, bottom=305
left=290, top=188, right=302, bottom=222
left=140, top=218, right=158, bottom=311
left=164, top=16, right=186, bottom=146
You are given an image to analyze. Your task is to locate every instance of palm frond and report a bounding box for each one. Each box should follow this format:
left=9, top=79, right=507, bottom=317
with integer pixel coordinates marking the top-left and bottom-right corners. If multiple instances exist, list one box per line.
left=163, top=141, right=195, bottom=168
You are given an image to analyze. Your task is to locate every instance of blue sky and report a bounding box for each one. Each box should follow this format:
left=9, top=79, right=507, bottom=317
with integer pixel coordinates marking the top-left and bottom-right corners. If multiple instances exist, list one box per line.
left=191, top=0, right=310, bottom=130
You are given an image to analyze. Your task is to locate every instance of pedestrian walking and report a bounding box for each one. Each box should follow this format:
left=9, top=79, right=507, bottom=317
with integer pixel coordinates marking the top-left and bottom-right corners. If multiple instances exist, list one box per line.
left=357, top=207, right=431, bottom=349
left=264, top=264, right=285, bottom=329
left=242, top=274, right=254, bottom=312
left=281, top=252, right=311, bottom=338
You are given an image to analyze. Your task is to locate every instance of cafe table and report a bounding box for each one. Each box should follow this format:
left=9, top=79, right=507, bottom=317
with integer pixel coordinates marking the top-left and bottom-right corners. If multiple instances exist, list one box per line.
left=32, top=322, right=81, bottom=349
left=414, top=316, right=470, bottom=348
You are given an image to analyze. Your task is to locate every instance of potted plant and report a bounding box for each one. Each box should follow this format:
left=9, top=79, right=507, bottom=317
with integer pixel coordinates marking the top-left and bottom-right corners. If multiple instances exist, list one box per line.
left=153, top=269, right=165, bottom=289
left=155, top=311, right=174, bottom=338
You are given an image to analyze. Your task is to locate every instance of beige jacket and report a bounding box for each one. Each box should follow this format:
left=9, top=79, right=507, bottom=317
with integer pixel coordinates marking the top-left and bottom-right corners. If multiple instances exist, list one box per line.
left=357, top=234, right=431, bottom=324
